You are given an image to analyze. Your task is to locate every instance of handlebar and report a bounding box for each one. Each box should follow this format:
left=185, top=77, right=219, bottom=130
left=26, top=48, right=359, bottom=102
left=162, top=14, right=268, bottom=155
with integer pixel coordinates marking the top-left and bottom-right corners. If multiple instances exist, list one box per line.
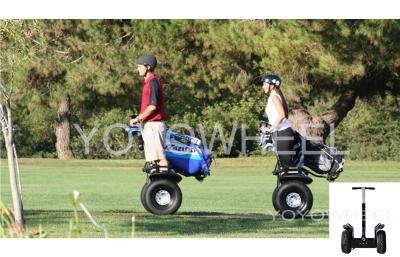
left=352, top=187, right=375, bottom=190
left=125, top=125, right=142, bottom=133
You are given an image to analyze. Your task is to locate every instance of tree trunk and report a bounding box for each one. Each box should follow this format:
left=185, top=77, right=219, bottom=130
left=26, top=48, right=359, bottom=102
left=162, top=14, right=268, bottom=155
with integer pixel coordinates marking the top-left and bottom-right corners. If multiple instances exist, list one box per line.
left=289, top=96, right=328, bottom=143
left=320, top=87, right=358, bottom=127
left=55, top=95, right=74, bottom=160
left=289, top=87, right=358, bottom=143
left=0, top=101, right=25, bottom=231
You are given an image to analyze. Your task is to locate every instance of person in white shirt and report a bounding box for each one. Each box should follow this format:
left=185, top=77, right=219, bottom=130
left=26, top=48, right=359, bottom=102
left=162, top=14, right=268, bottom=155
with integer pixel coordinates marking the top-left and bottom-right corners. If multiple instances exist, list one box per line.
left=261, top=74, right=295, bottom=171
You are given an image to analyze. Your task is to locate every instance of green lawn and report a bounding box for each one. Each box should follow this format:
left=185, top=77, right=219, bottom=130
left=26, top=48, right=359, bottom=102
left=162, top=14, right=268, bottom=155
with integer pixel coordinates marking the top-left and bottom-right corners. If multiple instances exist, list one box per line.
left=1, top=157, right=400, bottom=238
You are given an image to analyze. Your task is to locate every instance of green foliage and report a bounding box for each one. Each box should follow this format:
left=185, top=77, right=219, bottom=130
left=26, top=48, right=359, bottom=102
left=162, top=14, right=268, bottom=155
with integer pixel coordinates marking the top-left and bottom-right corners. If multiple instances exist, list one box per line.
left=1, top=192, right=110, bottom=238
left=0, top=202, right=47, bottom=238
left=335, top=95, right=400, bottom=161
left=68, top=190, right=109, bottom=238
left=170, top=92, right=265, bottom=156
left=68, top=192, right=82, bottom=238
left=1, top=20, right=399, bottom=160
left=70, top=108, right=143, bottom=159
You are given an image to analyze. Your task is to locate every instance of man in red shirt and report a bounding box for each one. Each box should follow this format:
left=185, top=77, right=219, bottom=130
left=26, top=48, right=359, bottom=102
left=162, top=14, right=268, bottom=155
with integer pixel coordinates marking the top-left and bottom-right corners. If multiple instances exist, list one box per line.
left=130, top=55, right=169, bottom=172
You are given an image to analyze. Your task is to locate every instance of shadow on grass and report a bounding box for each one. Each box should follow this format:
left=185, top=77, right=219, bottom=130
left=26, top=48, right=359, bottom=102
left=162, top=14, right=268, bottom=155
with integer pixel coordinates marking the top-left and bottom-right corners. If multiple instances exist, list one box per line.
left=23, top=210, right=329, bottom=238
left=135, top=211, right=329, bottom=237
left=179, top=211, right=329, bottom=220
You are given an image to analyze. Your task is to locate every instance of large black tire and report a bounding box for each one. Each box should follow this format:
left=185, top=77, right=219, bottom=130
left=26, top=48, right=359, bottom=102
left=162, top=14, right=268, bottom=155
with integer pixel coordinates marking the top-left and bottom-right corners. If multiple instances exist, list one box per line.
left=273, top=181, right=313, bottom=219
left=272, top=187, right=279, bottom=211
left=341, top=230, right=352, bottom=254
left=142, top=179, right=182, bottom=215
left=376, top=230, right=386, bottom=254
left=140, top=182, right=151, bottom=213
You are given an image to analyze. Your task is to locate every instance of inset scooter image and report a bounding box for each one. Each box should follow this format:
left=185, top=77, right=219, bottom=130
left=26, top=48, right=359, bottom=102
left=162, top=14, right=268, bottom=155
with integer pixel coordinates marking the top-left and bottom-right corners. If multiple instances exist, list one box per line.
left=341, top=187, right=386, bottom=254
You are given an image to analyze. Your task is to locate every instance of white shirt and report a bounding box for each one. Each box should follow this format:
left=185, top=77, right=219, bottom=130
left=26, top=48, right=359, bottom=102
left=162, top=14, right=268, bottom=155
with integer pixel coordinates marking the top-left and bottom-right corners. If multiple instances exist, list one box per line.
left=265, top=91, right=291, bottom=131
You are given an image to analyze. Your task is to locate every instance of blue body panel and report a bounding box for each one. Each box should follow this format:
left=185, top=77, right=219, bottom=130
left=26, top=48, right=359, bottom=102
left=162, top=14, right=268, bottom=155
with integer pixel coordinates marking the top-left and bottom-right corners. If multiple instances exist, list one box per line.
left=166, top=147, right=211, bottom=176
left=126, top=125, right=212, bottom=177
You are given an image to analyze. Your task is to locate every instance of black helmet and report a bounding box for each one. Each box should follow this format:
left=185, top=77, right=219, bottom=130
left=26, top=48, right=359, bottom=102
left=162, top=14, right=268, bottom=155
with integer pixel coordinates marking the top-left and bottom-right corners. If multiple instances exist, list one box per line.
left=137, top=55, right=157, bottom=69
left=261, top=74, right=281, bottom=87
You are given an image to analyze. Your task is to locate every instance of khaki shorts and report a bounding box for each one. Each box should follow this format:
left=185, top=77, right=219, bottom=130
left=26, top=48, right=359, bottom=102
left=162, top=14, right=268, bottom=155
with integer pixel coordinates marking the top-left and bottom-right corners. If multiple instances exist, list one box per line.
left=142, top=121, right=167, bottom=162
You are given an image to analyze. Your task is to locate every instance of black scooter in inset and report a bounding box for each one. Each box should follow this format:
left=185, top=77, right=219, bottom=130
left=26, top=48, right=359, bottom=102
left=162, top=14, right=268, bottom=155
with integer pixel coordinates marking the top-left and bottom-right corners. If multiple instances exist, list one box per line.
left=341, top=187, right=387, bottom=254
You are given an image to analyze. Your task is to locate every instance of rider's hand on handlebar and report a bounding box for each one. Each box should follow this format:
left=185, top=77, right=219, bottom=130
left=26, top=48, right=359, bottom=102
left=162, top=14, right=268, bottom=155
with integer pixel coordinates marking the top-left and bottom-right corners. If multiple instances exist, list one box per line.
left=129, top=118, right=138, bottom=126
left=260, top=125, right=272, bottom=133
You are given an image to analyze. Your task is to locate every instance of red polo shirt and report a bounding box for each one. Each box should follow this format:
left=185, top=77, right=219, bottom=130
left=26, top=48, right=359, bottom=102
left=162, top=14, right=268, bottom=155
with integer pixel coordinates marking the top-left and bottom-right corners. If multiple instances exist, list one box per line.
left=140, top=73, right=166, bottom=122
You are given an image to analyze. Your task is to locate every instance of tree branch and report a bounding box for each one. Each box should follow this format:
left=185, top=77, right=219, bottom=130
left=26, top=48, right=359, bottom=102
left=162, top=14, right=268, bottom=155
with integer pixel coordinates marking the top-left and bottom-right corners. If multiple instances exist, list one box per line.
left=69, top=55, right=84, bottom=64
left=288, top=96, right=330, bottom=142
left=0, top=80, right=10, bottom=100
left=320, top=86, right=358, bottom=126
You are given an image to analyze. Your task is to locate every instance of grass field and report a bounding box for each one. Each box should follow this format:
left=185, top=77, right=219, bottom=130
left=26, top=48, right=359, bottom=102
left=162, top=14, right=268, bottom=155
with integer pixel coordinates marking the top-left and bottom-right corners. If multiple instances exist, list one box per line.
left=1, top=157, right=400, bottom=238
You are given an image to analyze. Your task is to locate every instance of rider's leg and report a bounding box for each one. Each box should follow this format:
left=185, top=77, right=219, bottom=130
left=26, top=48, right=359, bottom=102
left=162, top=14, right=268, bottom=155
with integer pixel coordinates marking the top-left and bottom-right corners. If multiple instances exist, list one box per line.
left=274, top=127, right=295, bottom=171
left=143, top=121, right=169, bottom=172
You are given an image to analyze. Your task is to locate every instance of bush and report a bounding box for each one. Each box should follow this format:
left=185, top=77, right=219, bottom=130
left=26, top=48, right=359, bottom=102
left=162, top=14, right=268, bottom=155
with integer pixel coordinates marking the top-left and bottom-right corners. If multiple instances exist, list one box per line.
left=70, top=108, right=144, bottom=159
left=169, top=92, right=265, bottom=157
left=334, top=95, right=400, bottom=161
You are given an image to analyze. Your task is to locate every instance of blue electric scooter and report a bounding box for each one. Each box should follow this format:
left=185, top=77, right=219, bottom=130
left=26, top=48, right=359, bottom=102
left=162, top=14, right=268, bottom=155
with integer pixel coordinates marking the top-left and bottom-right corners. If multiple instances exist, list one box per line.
left=126, top=124, right=212, bottom=215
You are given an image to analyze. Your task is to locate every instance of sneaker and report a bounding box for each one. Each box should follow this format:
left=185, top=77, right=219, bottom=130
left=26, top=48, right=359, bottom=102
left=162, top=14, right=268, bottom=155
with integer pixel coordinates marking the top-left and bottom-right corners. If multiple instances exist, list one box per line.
left=143, top=162, right=159, bottom=174
left=158, top=166, right=170, bottom=173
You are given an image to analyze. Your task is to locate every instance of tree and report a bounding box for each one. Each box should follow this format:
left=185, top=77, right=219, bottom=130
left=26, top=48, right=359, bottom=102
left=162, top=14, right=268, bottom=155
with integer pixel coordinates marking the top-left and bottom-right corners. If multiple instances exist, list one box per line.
left=0, top=20, right=37, bottom=230
left=15, top=20, right=141, bottom=159
left=170, top=20, right=400, bottom=143
left=0, top=82, right=25, bottom=231
left=55, top=95, right=74, bottom=159
left=287, top=20, right=400, bottom=141
left=3, top=20, right=400, bottom=158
